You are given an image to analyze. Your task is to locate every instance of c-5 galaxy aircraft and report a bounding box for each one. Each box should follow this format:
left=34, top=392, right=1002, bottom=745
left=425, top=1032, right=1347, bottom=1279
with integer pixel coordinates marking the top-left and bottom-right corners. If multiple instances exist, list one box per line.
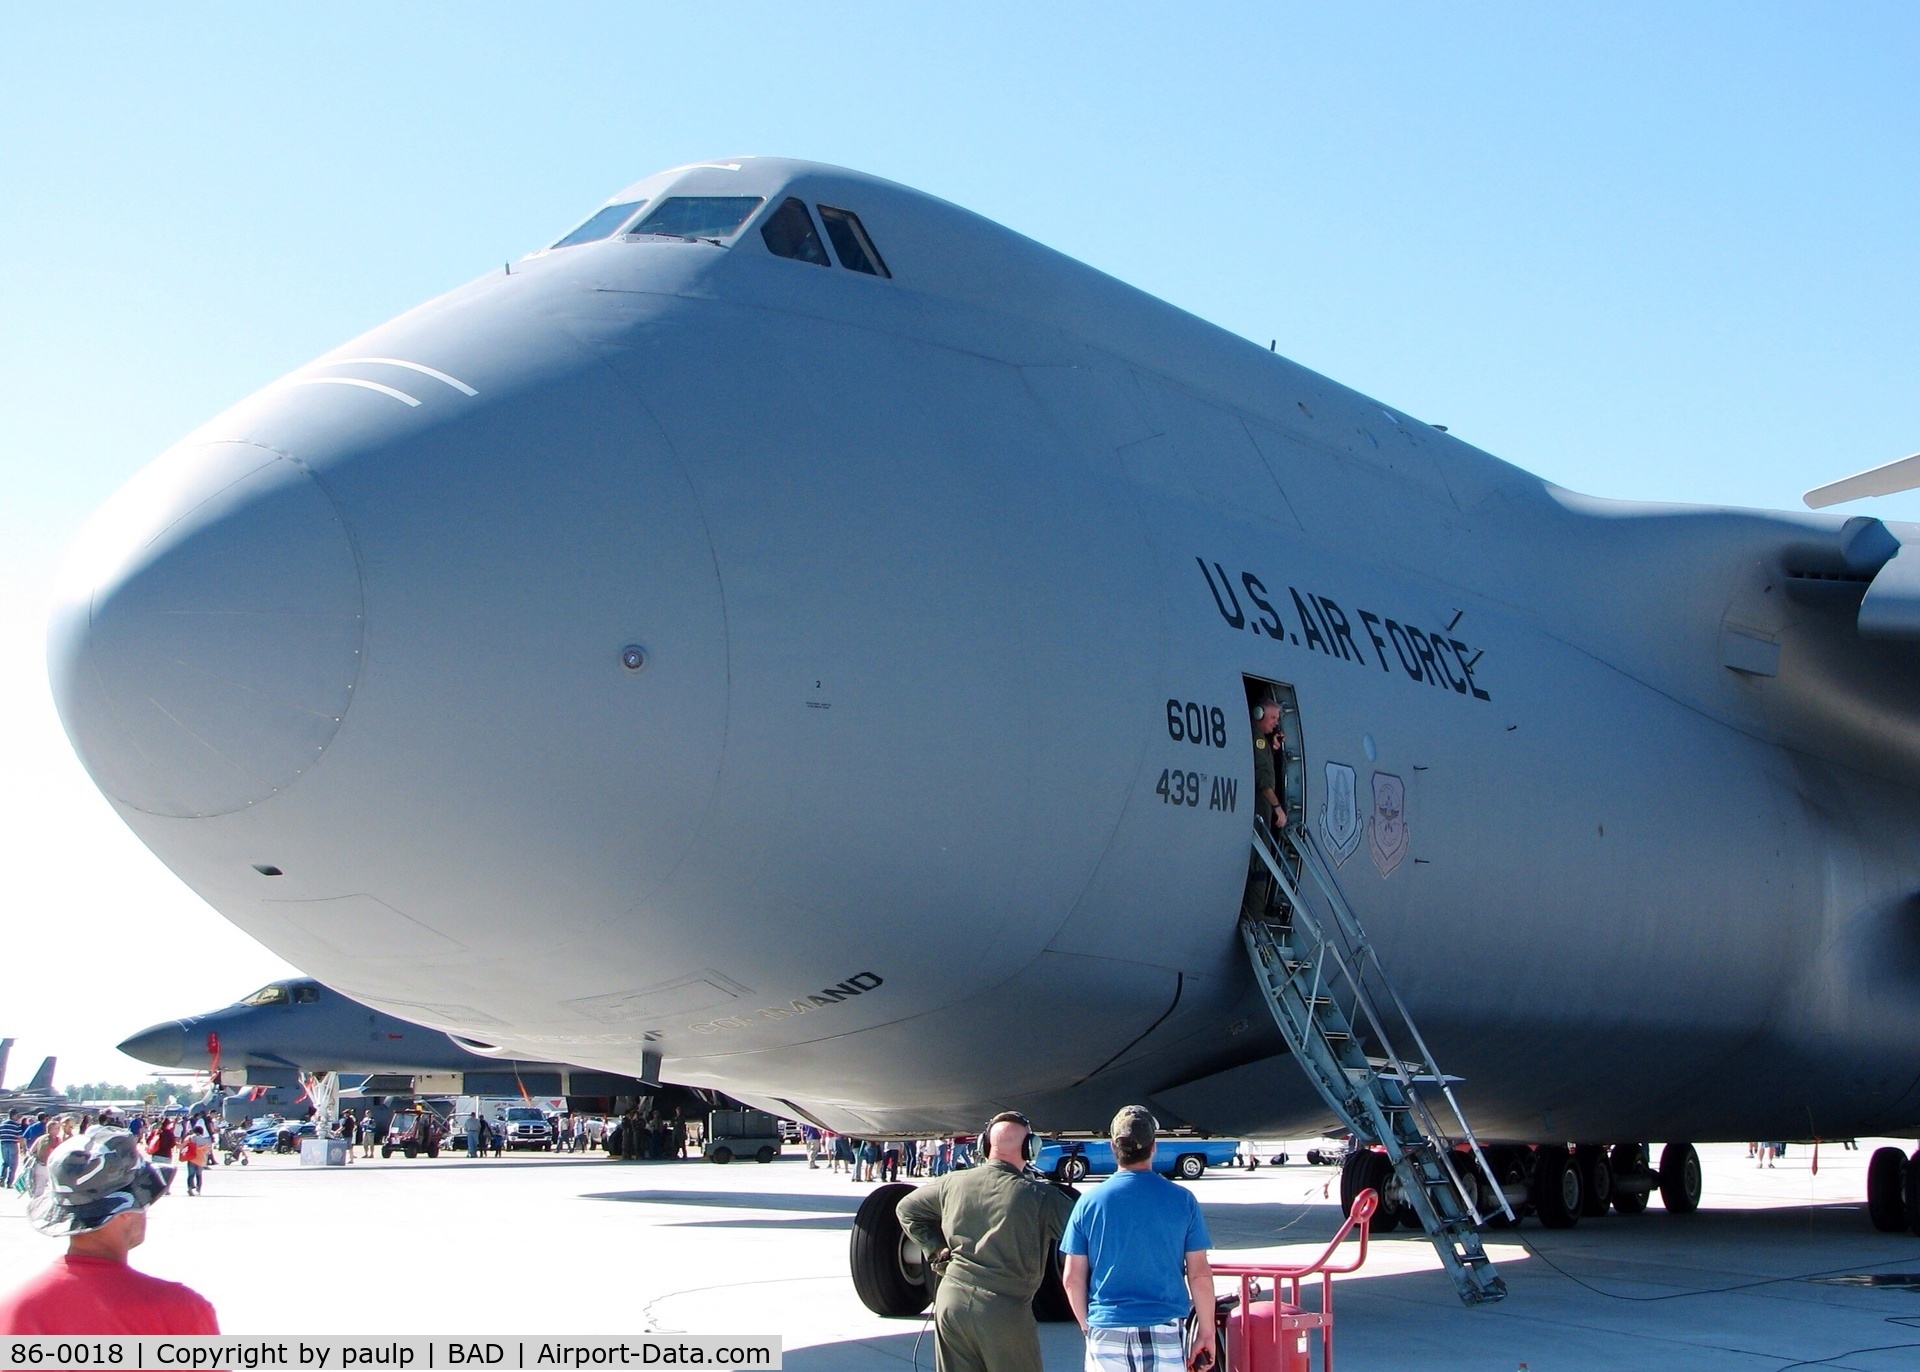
left=48, top=157, right=1920, bottom=1304
left=0, top=1041, right=62, bottom=1116
left=119, top=977, right=659, bottom=1107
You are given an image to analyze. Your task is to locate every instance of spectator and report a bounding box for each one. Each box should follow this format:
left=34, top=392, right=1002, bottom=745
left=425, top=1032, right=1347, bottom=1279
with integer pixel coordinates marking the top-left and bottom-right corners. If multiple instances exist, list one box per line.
left=1061, top=1106, right=1215, bottom=1372
left=464, top=1111, right=482, bottom=1159
left=1, top=1111, right=23, bottom=1189
left=0, top=1127, right=218, bottom=1334
left=177, top=1127, right=207, bottom=1197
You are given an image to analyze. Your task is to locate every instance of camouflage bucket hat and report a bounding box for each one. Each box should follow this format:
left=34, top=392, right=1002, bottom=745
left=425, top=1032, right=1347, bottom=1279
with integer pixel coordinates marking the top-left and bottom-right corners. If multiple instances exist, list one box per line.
left=28, top=1126, right=173, bottom=1237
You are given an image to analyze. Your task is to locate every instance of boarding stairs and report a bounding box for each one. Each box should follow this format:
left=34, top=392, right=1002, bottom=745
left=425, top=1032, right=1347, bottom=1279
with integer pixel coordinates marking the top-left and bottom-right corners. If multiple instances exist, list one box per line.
left=1242, top=819, right=1510, bottom=1306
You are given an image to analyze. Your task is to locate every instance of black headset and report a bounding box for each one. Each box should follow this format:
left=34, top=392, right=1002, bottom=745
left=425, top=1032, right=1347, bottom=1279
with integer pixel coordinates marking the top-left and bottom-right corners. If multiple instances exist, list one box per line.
left=981, top=1110, right=1036, bottom=1164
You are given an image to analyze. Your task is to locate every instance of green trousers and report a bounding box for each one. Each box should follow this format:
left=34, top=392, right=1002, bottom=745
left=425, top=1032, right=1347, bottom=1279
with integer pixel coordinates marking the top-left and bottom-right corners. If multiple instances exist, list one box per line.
left=933, top=1281, right=1042, bottom=1372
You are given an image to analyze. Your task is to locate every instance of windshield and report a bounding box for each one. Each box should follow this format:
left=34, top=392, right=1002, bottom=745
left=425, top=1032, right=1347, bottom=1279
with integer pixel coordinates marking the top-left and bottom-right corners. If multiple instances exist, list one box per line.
left=239, top=983, right=288, bottom=1006
left=627, top=196, right=764, bottom=242
left=552, top=200, right=645, bottom=249
left=506, top=1108, right=542, bottom=1121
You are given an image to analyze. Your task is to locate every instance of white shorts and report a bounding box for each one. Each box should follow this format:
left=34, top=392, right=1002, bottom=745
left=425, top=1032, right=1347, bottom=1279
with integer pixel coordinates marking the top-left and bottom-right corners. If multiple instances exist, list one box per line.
left=1085, top=1321, right=1186, bottom=1371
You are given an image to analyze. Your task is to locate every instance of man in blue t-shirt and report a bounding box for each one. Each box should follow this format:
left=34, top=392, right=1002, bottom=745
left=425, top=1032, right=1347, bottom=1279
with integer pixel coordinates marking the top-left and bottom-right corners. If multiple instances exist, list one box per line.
left=1060, top=1106, right=1215, bottom=1371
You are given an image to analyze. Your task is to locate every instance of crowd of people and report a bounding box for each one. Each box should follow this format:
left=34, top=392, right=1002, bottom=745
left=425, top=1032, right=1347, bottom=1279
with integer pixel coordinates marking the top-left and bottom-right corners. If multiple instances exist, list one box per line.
left=801, top=1125, right=975, bottom=1180
left=4, top=1108, right=220, bottom=1199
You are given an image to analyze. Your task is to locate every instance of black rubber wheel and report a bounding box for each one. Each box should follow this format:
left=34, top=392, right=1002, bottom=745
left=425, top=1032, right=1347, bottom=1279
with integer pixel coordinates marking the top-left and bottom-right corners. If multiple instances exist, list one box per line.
left=381, top=1145, right=392, bottom=1159
left=1576, top=1144, right=1613, bottom=1218
left=427, top=1142, right=439, bottom=1159
left=711, top=1147, right=733, bottom=1165
left=850, top=1182, right=932, bottom=1317
left=1480, top=1146, right=1524, bottom=1226
left=1031, top=1182, right=1080, bottom=1322
left=1609, top=1144, right=1650, bottom=1216
left=1533, top=1146, right=1583, bottom=1229
left=1057, top=1155, right=1089, bottom=1185
left=1176, top=1154, right=1206, bottom=1181
left=756, top=1146, right=776, bottom=1164
left=1866, top=1147, right=1908, bottom=1231
left=1906, top=1153, right=1920, bottom=1238
left=404, top=1145, right=418, bottom=1160
left=1341, top=1150, right=1397, bottom=1231
left=1659, top=1142, right=1702, bottom=1214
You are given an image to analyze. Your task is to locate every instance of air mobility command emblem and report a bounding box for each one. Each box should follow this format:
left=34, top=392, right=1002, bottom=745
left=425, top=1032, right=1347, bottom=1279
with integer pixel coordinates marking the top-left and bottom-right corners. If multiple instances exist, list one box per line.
left=1321, top=762, right=1361, bottom=865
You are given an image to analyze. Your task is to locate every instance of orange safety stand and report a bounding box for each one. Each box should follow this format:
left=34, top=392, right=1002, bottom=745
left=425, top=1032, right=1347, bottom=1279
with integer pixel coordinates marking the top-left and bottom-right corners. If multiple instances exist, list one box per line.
left=1213, top=1187, right=1377, bottom=1372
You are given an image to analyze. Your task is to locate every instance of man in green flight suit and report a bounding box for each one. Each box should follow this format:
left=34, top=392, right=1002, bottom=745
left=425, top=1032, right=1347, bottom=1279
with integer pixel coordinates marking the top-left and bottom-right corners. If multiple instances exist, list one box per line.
left=897, top=1111, right=1075, bottom=1372
left=1242, top=699, right=1290, bottom=920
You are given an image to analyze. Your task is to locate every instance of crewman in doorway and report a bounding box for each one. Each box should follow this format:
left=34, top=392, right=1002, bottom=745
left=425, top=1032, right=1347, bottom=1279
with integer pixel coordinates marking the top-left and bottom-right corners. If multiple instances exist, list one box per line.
left=1241, top=699, right=1290, bottom=922
left=1251, top=700, right=1288, bottom=831
left=897, top=1111, right=1074, bottom=1372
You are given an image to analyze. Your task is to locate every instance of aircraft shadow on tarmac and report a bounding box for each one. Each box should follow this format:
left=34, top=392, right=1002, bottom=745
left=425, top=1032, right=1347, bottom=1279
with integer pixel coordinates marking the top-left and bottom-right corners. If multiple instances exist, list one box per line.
left=775, top=1199, right=1920, bottom=1372
left=582, top=1189, right=862, bottom=1214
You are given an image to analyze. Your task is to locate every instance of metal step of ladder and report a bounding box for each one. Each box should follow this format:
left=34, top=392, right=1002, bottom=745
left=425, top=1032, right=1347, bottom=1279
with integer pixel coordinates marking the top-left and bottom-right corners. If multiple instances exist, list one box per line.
left=1241, top=820, right=1510, bottom=1306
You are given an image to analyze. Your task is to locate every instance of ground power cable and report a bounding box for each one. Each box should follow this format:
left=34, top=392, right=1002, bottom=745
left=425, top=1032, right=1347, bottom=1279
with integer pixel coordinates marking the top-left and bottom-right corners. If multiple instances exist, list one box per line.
left=1511, top=1236, right=1910, bottom=1303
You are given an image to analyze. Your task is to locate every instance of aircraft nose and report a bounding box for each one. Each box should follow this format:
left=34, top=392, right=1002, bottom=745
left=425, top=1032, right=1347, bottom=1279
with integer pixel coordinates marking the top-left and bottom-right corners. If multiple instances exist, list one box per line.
left=117, top=1022, right=185, bottom=1069
left=48, top=441, right=364, bottom=818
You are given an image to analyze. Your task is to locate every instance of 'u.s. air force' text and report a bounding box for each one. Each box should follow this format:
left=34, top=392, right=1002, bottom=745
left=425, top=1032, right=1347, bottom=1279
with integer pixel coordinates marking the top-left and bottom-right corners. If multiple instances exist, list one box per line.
left=1198, top=558, right=1490, bottom=702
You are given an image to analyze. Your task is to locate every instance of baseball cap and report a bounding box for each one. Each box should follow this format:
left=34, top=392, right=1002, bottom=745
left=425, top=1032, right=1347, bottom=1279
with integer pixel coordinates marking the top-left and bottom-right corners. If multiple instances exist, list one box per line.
left=1110, top=1105, right=1158, bottom=1150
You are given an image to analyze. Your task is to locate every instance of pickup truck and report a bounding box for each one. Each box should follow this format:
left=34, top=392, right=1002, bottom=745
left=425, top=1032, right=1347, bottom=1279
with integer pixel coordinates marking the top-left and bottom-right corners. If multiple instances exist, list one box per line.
left=1033, top=1136, right=1241, bottom=1183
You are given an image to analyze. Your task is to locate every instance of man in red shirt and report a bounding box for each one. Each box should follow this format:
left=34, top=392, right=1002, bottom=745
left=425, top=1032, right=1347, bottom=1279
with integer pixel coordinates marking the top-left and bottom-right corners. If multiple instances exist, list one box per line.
left=0, top=1126, right=218, bottom=1333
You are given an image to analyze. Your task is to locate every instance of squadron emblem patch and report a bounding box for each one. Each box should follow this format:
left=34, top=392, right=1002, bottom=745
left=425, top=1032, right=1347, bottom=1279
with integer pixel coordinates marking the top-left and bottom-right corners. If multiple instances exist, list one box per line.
left=1368, top=771, right=1408, bottom=877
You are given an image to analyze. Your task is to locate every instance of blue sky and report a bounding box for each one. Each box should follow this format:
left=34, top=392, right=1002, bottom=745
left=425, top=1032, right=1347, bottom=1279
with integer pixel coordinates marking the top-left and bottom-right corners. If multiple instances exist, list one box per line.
left=3, top=4, right=1917, bottom=1081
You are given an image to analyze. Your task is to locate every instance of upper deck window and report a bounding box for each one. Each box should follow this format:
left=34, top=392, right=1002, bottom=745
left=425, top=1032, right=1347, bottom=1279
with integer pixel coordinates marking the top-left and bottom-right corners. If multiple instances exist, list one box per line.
left=552, top=201, right=646, bottom=249
left=760, top=197, right=829, bottom=266
left=241, top=983, right=289, bottom=1006
left=628, top=196, right=766, bottom=242
left=818, top=206, right=890, bottom=277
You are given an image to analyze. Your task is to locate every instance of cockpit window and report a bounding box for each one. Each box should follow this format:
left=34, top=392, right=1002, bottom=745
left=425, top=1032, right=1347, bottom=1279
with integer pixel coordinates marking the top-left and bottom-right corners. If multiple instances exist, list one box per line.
left=292, top=985, right=320, bottom=1004
left=240, top=983, right=289, bottom=1006
left=552, top=201, right=646, bottom=250
left=760, top=197, right=829, bottom=266
left=628, top=197, right=765, bottom=242
left=818, top=206, right=890, bottom=277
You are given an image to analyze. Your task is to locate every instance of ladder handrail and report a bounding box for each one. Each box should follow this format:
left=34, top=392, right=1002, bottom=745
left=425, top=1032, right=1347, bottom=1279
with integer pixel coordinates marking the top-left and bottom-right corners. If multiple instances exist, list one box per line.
left=1282, top=825, right=1520, bottom=1220
left=1246, top=821, right=1512, bottom=1227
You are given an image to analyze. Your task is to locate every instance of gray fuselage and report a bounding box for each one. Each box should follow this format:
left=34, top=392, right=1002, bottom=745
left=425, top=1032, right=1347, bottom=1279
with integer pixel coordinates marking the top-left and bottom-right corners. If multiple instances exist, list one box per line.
left=49, top=158, right=1920, bottom=1144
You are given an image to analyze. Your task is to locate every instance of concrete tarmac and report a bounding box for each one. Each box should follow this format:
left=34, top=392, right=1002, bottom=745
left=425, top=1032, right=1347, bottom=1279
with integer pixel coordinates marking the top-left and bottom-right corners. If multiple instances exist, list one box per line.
left=3, top=1140, right=1919, bottom=1368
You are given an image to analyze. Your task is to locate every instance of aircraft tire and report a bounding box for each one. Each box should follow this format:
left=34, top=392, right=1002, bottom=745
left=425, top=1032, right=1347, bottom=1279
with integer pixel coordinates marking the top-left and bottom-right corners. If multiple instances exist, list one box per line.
left=711, top=1147, right=733, bottom=1165
left=1533, top=1146, right=1583, bottom=1229
left=1659, top=1143, right=1702, bottom=1214
left=1576, top=1145, right=1613, bottom=1217
left=850, top=1182, right=932, bottom=1317
left=1341, top=1150, right=1397, bottom=1231
left=1866, top=1148, right=1908, bottom=1231
left=1033, top=1242, right=1074, bottom=1322
left=1905, top=1153, right=1920, bottom=1238
left=1609, top=1144, right=1650, bottom=1215
left=1176, top=1154, right=1206, bottom=1181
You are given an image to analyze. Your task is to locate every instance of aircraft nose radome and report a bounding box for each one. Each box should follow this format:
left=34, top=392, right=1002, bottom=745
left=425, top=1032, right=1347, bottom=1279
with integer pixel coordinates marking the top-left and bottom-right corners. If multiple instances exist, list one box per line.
left=48, top=441, right=364, bottom=818
left=117, top=1022, right=185, bottom=1069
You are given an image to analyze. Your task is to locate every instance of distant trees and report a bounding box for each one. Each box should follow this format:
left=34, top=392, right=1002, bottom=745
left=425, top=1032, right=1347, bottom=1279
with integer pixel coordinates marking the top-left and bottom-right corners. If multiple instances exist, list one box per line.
left=63, top=1081, right=192, bottom=1107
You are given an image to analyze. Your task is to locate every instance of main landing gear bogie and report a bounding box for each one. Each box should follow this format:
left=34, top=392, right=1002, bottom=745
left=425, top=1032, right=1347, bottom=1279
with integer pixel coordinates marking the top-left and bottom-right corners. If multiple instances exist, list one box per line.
left=1355, top=1140, right=1687, bottom=1231
left=1866, top=1146, right=1920, bottom=1237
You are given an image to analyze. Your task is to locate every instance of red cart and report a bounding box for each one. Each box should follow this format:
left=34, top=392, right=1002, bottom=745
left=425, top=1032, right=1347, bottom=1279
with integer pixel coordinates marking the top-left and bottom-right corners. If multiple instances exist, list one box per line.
left=1212, top=1187, right=1377, bottom=1372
